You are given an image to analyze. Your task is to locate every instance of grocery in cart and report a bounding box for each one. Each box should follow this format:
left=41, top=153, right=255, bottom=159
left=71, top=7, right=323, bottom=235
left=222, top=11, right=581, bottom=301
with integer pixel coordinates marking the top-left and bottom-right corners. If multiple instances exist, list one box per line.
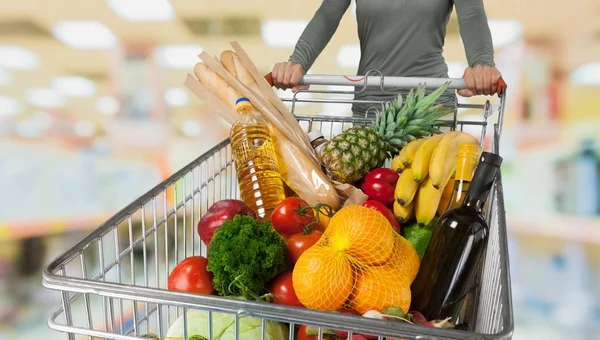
left=43, top=42, right=513, bottom=340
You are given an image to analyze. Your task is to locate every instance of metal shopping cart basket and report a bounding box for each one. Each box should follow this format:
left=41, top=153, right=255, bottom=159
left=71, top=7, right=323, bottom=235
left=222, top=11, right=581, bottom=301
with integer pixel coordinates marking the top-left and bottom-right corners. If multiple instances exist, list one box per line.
left=43, top=74, right=514, bottom=340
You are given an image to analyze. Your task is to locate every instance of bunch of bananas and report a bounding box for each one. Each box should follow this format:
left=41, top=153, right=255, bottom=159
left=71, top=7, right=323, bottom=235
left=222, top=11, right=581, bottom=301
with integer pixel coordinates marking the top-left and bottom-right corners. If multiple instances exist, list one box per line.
left=391, top=131, right=481, bottom=225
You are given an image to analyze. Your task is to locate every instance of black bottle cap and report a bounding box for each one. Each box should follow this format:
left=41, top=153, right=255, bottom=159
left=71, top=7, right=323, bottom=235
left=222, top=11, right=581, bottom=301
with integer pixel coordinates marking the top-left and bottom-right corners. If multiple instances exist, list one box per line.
left=465, top=152, right=503, bottom=202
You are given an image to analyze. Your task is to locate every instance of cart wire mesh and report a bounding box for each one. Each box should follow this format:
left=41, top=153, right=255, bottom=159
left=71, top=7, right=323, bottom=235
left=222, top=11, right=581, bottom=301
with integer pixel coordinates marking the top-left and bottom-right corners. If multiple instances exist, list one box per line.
left=43, top=76, right=514, bottom=340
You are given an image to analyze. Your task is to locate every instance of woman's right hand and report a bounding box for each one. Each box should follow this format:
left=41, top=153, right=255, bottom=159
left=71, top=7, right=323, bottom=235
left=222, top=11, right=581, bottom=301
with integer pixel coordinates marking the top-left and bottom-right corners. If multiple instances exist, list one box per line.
left=271, top=61, right=309, bottom=92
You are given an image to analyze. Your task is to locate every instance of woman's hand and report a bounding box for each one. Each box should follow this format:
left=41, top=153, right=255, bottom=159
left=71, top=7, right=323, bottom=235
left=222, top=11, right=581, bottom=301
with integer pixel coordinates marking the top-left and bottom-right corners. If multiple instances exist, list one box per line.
left=271, top=61, right=309, bottom=92
left=458, top=65, right=502, bottom=97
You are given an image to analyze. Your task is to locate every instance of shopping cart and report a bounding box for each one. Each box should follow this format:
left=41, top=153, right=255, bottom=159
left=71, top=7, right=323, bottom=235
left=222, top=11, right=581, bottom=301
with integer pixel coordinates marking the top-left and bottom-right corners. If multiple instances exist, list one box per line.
left=43, top=74, right=514, bottom=340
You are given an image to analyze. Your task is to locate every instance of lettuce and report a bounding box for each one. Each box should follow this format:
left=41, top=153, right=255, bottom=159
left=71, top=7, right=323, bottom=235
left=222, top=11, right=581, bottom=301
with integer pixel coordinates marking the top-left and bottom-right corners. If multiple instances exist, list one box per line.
left=164, top=309, right=288, bottom=340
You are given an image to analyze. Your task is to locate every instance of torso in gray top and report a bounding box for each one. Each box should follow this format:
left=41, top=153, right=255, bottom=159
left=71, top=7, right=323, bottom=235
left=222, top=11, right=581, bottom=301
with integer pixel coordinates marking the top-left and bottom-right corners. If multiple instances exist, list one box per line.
left=289, top=0, right=495, bottom=116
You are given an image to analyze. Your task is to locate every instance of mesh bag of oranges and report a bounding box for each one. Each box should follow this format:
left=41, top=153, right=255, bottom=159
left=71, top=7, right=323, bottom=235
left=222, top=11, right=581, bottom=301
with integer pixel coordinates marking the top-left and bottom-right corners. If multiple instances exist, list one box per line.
left=292, top=205, right=420, bottom=314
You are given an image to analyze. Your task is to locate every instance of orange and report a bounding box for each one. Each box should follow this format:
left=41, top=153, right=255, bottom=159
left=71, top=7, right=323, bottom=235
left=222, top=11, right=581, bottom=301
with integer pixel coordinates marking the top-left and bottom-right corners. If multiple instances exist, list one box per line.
left=292, top=245, right=354, bottom=311
left=325, top=205, right=395, bottom=266
left=349, top=266, right=411, bottom=314
left=386, top=234, right=421, bottom=284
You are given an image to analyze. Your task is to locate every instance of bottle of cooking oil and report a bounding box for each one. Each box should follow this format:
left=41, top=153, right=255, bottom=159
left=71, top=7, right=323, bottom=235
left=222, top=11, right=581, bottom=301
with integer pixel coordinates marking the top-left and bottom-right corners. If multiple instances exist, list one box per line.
left=230, top=97, right=286, bottom=220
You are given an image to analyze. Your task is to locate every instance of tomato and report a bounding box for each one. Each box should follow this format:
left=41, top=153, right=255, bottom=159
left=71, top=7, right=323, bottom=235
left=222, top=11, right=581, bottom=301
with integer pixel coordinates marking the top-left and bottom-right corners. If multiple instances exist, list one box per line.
left=271, top=197, right=315, bottom=235
left=361, top=200, right=401, bottom=233
left=286, top=230, right=322, bottom=264
left=364, top=168, right=400, bottom=186
left=269, top=271, right=303, bottom=307
left=360, top=179, right=395, bottom=206
left=167, top=256, right=214, bottom=295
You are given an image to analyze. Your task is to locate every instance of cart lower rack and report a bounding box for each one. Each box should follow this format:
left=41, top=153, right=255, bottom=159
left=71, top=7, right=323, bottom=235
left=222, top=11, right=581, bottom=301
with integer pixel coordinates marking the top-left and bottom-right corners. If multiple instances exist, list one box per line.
left=43, top=75, right=514, bottom=340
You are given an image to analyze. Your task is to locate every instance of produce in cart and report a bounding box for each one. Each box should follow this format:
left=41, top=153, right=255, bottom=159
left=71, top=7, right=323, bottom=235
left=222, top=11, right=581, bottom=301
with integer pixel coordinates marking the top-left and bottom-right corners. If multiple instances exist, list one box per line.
left=293, top=205, right=420, bottom=314
left=197, top=199, right=256, bottom=246
left=206, top=215, right=288, bottom=299
left=318, top=84, right=453, bottom=184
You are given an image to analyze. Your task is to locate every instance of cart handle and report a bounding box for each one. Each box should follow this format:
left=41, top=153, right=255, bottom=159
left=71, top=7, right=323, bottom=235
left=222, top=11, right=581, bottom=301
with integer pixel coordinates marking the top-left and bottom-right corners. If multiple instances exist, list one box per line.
left=265, top=73, right=507, bottom=96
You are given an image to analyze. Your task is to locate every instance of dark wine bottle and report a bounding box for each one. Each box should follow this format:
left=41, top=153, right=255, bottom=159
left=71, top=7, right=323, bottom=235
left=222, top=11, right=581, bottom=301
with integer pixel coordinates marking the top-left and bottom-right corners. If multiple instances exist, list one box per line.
left=410, top=151, right=503, bottom=329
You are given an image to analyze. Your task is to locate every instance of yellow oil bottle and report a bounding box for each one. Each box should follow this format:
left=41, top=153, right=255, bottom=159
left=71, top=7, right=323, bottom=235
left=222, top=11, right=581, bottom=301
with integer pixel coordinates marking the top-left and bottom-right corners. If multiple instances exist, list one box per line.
left=230, top=97, right=286, bottom=219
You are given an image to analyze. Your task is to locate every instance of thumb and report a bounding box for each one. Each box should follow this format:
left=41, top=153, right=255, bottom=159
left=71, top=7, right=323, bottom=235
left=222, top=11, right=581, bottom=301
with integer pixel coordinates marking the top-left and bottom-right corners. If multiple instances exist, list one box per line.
left=292, top=84, right=310, bottom=93
left=457, top=89, right=474, bottom=97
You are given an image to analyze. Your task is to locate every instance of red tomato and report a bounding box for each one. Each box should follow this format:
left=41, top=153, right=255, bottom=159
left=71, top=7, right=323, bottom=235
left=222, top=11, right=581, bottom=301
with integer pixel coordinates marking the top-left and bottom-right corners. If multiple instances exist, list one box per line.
left=360, top=180, right=395, bottom=206
left=361, top=200, right=401, bottom=233
left=364, top=168, right=399, bottom=186
left=286, top=230, right=322, bottom=264
left=269, top=271, right=303, bottom=307
left=167, top=256, right=214, bottom=295
left=271, top=197, right=315, bottom=235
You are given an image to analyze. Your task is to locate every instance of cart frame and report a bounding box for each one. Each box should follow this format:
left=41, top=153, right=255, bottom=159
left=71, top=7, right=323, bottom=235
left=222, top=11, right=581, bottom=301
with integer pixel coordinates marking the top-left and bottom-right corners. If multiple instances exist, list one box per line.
left=43, top=74, right=514, bottom=340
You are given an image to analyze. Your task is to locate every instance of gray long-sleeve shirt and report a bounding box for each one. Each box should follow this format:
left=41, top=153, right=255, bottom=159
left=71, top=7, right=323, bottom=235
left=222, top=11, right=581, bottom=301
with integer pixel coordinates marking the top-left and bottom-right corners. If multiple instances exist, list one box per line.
left=289, top=0, right=495, bottom=115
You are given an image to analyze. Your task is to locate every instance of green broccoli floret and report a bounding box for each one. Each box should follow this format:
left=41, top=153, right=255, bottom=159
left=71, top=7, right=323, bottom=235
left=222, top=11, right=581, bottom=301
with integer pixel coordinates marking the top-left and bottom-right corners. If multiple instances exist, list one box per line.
left=207, top=215, right=288, bottom=299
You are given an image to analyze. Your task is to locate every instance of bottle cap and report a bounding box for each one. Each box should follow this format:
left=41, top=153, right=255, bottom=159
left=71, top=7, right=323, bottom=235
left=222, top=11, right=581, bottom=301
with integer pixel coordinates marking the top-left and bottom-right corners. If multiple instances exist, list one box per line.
left=465, top=151, right=503, bottom=201
left=307, top=130, right=324, bottom=143
left=235, top=97, right=250, bottom=105
left=480, top=151, right=503, bottom=167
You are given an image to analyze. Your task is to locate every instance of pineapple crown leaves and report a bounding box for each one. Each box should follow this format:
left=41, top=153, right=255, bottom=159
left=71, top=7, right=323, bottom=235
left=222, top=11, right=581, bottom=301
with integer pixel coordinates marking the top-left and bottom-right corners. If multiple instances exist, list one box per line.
left=374, top=81, right=453, bottom=157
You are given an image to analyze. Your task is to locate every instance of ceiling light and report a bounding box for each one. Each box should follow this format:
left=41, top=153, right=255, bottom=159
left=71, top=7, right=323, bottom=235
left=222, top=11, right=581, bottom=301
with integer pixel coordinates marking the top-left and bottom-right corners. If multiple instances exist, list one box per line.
left=96, top=96, right=120, bottom=115
left=570, top=62, right=600, bottom=85
left=106, top=0, right=174, bottom=22
left=53, top=21, right=117, bottom=50
left=336, top=44, right=361, bottom=69
left=156, top=45, right=203, bottom=69
left=165, top=87, right=189, bottom=107
left=52, top=76, right=97, bottom=97
left=27, top=88, right=66, bottom=108
left=446, top=61, right=467, bottom=78
left=261, top=20, right=308, bottom=48
left=181, top=120, right=201, bottom=137
left=0, top=46, right=40, bottom=70
left=0, top=68, right=12, bottom=85
left=0, top=96, right=23, bottom=116
left=488, top=19, right=523, bottom=49
left=74, top=120, right=96, bottom=137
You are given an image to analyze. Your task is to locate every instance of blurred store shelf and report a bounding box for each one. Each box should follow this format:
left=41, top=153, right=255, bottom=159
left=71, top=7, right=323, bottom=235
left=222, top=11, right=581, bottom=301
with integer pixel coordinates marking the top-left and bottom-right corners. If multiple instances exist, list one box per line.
left=0, top=216, right=107, bottom=241
left=508, top=215, right=600, bottom=245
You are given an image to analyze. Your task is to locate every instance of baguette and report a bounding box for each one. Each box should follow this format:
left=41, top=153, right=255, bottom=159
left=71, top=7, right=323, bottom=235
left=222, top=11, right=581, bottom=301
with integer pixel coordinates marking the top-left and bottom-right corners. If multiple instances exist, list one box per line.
left=184, top=73, right=237, bottom=125
left=217, top=50, right=340, bottom=209
left=194, top=62, right=240, bottom=109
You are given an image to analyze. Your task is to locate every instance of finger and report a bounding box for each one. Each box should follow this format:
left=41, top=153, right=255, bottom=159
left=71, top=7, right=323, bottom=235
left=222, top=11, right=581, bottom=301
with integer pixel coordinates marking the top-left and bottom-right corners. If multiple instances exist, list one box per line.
left=457, top=88, right=474, bottom=97
left=483, top=67, right=492, bottom=96
left=282, top=64, right=294, bottom=88
left=463, top=69, right=476, bottom=96
left=275, top=63, right=286, bottom=89
left=272, top=63, right=282, bottom=88
left=290, top=65, right=304, bottom=87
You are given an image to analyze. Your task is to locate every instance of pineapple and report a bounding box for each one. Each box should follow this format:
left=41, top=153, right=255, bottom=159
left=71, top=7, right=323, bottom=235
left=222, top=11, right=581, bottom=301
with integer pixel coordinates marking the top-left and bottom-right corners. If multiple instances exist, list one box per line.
left=319, top=82, right=453, bottom=183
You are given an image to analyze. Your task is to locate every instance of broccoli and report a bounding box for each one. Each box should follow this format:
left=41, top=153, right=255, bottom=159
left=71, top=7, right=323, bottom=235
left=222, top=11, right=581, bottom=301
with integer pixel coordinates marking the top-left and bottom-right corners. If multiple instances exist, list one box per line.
left=207, top=215, right=288, bottom=299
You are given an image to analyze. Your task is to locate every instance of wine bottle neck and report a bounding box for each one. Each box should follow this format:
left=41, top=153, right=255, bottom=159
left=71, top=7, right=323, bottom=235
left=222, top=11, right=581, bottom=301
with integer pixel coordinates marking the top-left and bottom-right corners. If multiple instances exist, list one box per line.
left=462, top=195, right=486, bottom=212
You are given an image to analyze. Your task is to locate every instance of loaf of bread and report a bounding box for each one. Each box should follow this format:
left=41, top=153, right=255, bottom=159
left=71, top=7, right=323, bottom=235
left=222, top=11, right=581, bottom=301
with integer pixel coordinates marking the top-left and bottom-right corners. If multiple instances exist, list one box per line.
left=210, top=50, right=340, bottom=209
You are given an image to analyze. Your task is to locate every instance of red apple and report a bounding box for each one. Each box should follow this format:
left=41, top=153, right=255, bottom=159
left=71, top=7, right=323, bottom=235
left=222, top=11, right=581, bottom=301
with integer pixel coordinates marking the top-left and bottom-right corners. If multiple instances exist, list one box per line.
left=197, top=200, right=257, bottom=246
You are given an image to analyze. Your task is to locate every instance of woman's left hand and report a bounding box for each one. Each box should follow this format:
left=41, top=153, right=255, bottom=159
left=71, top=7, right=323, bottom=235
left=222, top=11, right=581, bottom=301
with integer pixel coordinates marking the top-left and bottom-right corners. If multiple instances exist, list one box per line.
left=458, top=65, right=502, bottom=97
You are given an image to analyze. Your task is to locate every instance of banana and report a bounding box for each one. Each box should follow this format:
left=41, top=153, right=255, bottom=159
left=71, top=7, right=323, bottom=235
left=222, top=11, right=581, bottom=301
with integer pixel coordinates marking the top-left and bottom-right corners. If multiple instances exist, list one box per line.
left=415, top=176, right=443, bottom=225
left=393, top=199, right=414, bottom=224
left=429, top=131, right=480, bottom=190
left=397, top=138, right=426, bottom=169
left=395, top=168, right=419, bottom=206
left=411, top=134, right=444, bottom=183
left=437, top=177, right=455, bottom=216
left=391, top=154, right=405, bottom=174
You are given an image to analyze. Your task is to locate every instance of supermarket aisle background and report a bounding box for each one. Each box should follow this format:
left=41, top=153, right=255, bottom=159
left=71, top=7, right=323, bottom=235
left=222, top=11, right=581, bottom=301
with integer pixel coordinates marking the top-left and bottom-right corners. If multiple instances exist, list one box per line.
left=0, top=0, right=599, bottom=339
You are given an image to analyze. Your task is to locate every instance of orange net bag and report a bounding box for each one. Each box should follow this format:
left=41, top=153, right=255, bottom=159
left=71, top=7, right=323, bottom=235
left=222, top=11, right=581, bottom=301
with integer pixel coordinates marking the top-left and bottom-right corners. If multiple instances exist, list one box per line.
left=293, top=205, right=420, bottom=314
